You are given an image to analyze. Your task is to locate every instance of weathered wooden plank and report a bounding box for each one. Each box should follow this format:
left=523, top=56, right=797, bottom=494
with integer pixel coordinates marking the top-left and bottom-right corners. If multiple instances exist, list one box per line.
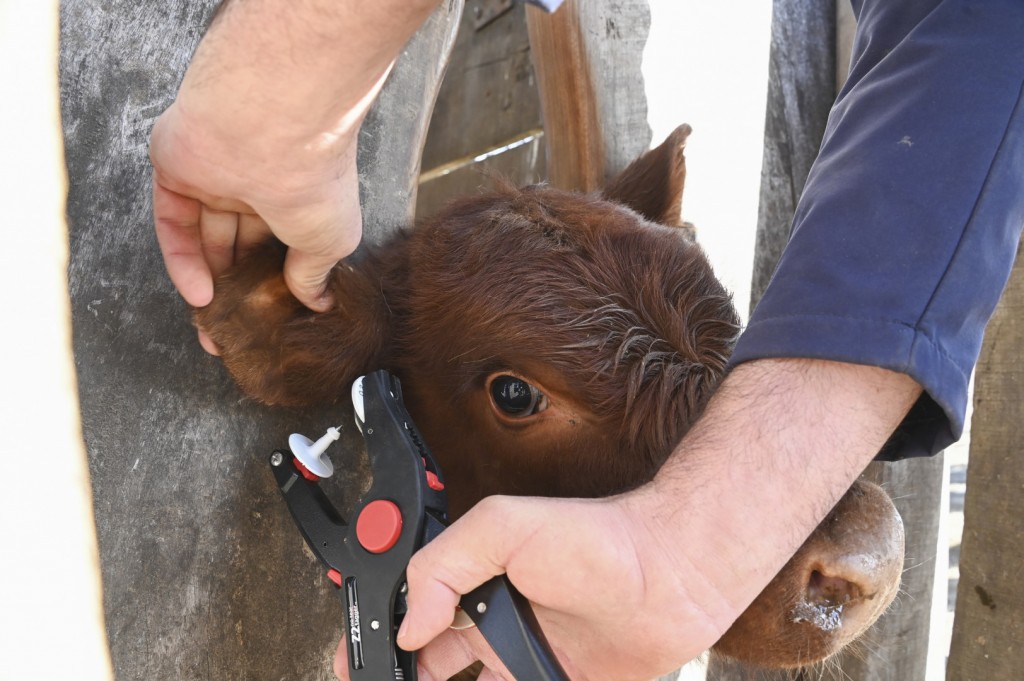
left=707, top=8, right=835, bottom=678
left=59, top=1, right=461, bottom=679
left=839, top=456, right=944, bottom=680
left=748, top=0, right=835, bottom=313
left=525, top=0, right=651, bottom=191
left=947, top=238, right=1024, bottom=680
left=420, top=0, right=542, bottom=172
left=358, top=1, right=465, bottom=245
left=416, top=0, right=546, bottom=219
left=0, top=1, right=112, bottom=679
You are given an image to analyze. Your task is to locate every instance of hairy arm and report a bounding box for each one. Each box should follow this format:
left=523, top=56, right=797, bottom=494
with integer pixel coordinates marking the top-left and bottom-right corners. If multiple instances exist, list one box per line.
left=151, top=0, right=439, bottom=323
left=387, top=359, right=921, bottom=681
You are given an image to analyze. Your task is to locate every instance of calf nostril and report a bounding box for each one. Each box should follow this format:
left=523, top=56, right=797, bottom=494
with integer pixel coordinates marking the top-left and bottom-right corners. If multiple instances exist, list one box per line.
left=807, top=568, right=865, bottom=606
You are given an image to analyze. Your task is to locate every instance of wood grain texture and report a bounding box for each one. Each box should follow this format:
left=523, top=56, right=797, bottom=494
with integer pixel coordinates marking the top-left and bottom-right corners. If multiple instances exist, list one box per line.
left=748, top=0, right=835, bottom=314
left=60, top=2, right=459, bottom=678
left=706, top=455, right=944, bottom=681
left=728, top=4, right=836, bottom=671
left=526, top=0, right=651, bottom=191
left=841, top=457, right=943, bottom=680
left=419, top=0, right=542, bottom=172
left=358, top=1, right=464, bottom=245
left=416, top=0, right=546, bottom=220
left=947, top=238, right=1024, bottom=680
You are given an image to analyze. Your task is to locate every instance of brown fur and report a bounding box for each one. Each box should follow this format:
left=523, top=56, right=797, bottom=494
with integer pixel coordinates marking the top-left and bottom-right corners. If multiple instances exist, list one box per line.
left=195, top=125, right=903, bottom=671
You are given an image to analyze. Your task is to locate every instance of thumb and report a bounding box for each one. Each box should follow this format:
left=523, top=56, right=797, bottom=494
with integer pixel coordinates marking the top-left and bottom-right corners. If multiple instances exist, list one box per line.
left=276, top=191, right=363, bottom=311
left=282, top=244, right=354, bottom=311
left=397, top=496, right=537, bottom=651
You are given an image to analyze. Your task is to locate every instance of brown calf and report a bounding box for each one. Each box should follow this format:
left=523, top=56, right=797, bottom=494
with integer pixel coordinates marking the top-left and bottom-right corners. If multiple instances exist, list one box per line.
left=196, top=125, right=904, bottom=671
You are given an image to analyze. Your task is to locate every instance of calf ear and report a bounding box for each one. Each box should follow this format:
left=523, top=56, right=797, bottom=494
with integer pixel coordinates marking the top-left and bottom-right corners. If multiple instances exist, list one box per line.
left=602, top=123, right=691, bottom=228
left=194, top=242, right=396, bottom=407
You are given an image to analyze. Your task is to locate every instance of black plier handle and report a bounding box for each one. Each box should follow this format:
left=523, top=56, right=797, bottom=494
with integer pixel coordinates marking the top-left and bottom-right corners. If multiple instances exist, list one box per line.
left=269, top=370, right=569, bottom=681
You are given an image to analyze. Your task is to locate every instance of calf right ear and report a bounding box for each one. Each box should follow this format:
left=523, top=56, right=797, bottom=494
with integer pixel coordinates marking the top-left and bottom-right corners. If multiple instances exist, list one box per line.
left=194, top=242, right=396, bottom=407
left=601, top=123, right=691, bottom=229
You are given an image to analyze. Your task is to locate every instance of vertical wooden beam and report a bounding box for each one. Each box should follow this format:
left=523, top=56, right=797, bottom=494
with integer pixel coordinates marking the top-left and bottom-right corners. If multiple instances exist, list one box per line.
left=947, top=238, right=1024, bottom=679
left=358, top=0, right=465, bottom=245
left=708, top=6, right=834, bottom=676
left=839, top=457, right=944, bottom=680
left=525, top=0, right=651, bottom=191
left=415, top=1, right=546, bottom=220
left=747, top=0, right=835, bottom=314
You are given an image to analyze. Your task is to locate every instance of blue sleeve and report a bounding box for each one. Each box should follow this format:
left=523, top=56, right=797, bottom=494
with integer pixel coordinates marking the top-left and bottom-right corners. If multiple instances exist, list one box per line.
left=730, top=0, right=1024, bottom=460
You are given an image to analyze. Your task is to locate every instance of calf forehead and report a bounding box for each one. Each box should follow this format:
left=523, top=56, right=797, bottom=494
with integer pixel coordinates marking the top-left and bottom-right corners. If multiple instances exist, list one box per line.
left=406, top=188, right=696, bottom=339
left=397, top=185, right=739, bottom=441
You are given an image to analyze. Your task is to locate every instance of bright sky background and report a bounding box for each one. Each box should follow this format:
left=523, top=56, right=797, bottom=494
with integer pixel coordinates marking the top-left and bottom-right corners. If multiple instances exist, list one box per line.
left=642, top=1, right=773, bottom=324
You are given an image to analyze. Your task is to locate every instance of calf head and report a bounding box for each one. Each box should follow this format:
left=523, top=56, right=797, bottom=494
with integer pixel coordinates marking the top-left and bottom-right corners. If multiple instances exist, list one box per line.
left=196, top=125, right=904, bottom=670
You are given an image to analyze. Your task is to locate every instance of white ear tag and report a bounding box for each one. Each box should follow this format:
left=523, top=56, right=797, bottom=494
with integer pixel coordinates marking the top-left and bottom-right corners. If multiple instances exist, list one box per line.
left=288, top=427, right=340, bottom=478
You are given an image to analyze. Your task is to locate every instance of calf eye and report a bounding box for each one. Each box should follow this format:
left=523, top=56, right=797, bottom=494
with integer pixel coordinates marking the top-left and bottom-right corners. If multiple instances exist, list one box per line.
left=490, top=375, right=547, bottom=417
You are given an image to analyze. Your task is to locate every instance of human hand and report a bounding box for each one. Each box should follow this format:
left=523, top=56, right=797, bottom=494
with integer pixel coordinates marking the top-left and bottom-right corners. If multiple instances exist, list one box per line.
left=150, top=100, right=363, bottom=327
left=150, top=0, right=441, bottom=353
left=329, top=359, right=922, bottom=681
left=332, top=493, right=731, bottom=681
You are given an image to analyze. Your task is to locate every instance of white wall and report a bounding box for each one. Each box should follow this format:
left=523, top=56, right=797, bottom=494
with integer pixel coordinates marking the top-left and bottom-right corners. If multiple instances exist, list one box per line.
left=643, top=1, right=773, bottom=324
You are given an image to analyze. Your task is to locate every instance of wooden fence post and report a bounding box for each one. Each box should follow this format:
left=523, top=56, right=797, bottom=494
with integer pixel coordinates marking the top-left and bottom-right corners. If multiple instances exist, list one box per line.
left=59, top=2, right=461, bottom=678
left=947, top=239, right=1024, bottom=679
left=358, top=1, right=465, bottom=244
left=525, top=0, right=652, bottom=190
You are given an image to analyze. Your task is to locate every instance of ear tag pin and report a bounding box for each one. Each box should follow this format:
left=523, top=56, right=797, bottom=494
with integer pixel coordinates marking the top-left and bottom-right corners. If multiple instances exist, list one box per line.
left=288, top=426, right=342, bottom=479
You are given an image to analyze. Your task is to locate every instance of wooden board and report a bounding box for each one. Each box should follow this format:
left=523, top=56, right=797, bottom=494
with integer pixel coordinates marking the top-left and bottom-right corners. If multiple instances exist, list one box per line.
left=416, top=0, right=546, bottom=220
left=357, top=2, right=465, bottom=244
left=947, top=237, right=1024, bottom=679
left=838, top=456, right=944, bottom=679
left=59, top=2, right=460, bottom=678
left=747, top=0, right=836, bottom=313
left=420, top=0, right=543, bottom=173
left=417, top=130, right=546, bottom=220
left=525, top=0, right=652, bottom=191
left=708, top=7, right=836, bottom=677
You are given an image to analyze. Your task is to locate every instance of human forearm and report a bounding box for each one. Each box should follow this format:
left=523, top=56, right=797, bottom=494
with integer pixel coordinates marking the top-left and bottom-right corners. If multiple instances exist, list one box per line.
left=638, top=358, right=922, bottom=623
left=393, top=359, right=921, bottom=680
left=179, top=0, right=441, bottom=161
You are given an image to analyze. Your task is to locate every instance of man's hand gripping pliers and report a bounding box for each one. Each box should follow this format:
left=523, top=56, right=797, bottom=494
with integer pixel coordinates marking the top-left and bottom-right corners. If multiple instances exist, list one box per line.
left=269, top=370, right=569, bottom=681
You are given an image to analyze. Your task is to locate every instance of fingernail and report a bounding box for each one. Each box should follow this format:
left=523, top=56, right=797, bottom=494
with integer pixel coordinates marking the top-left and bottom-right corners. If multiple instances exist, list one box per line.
left=198, top=331, right=221, bottom=356
left=312, top=291, right=334, bottom=312
left=396, top=618, right=411, bottom=646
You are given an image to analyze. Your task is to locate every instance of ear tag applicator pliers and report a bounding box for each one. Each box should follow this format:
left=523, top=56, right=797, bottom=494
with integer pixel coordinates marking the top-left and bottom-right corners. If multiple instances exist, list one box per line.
left=268, top=369, right=570, bottom=681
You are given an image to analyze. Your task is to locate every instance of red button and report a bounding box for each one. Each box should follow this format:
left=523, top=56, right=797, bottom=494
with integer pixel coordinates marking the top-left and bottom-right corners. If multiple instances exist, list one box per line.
left=356, top=500, right=403, bottom=554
